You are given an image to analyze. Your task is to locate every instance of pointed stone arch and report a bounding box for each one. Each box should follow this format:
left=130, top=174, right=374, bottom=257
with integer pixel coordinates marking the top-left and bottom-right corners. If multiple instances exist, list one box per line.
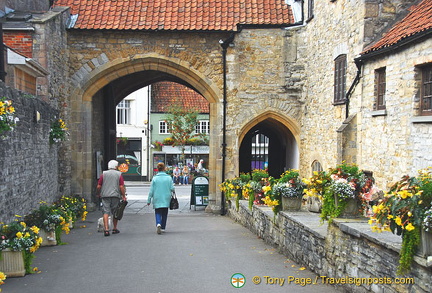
left=237, top=111, right=300, bottom=178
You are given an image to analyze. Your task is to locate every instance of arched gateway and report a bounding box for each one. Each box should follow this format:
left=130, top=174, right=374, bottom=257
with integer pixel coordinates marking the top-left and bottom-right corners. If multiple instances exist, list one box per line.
left=54, top=0, right=301, bottom=214
left=69, top=54, right=223, bottom=212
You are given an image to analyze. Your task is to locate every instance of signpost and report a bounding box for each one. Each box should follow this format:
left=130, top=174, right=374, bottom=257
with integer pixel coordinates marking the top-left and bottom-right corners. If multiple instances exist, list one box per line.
left=190, top=176, right=209, bottom=210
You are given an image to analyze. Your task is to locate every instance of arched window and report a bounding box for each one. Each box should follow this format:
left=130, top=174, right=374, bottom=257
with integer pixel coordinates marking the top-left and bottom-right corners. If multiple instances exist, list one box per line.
left=311, top=160, right=323, bottom=174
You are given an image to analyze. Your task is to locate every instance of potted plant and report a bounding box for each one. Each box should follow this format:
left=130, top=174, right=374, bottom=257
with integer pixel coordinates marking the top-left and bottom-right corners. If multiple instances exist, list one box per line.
left=219, top=177, right=243, bottom=211
left=54, top=195, right=88, bottom=228
left=0, top=219, right=42, bottom=276
left=320, top=162, right=366, bottom=222
left=369, top=168, right=432, bottom=275
left=276, top=169, right=306, bottom=211
left=24, top=203, right=62, bottom=246
left=303, top=171, right=331, bottom=213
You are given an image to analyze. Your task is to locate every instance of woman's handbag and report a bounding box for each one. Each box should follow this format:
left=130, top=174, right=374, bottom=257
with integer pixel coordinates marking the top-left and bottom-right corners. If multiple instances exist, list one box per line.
left=170, top=192, right=179, bottom=210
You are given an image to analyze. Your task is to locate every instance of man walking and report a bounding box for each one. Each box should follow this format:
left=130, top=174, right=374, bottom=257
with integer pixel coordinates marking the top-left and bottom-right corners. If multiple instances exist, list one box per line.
left=97, top=160, right=127, bottom=236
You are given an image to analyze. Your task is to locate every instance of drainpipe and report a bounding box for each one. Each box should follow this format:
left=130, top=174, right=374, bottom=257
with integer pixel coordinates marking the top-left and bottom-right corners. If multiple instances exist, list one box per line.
left=0, top=22, right=6, bottom=82
left=219, top=33, right=235, bottom=215
left=345, top=57, right=363, bottom=119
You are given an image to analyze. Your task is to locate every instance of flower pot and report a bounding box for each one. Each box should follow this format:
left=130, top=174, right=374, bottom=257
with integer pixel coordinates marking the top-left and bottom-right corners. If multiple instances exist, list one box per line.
left=0, top=249, right=25, bottom=277
left=307, top=196, right=322, bottom=213
left=282, top=197, right=302, bottom=211
left=417, top=229, right=432, bottom=257
left=39, top=229, right=57, bottom=246
left=335, top=196, right=360, bottom=218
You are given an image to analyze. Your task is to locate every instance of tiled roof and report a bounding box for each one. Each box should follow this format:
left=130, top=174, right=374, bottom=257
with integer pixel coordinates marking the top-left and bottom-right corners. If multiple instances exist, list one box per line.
left=151, top=82, right=209, bottom=113
left=53, top=0, right=294, bottom=31
left=361, top=0, right=432, bottom=55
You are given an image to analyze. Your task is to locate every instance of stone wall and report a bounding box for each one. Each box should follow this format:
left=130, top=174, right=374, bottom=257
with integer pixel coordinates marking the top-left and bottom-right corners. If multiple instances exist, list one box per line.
left=0, top=82, right=60, bottom=224
left=228, top=200, right=432, bottom=293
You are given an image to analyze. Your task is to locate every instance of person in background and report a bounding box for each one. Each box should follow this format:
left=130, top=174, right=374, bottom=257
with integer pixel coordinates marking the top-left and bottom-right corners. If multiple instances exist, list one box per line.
left=147, top=162, right=175, bottom=234
left=96, top=160, right=127, bottom=237
left=172, top=166, right=182, bottom=185
left=197, top=159, right=205, bottom=174
left=182, top=165, right=190, bottom=185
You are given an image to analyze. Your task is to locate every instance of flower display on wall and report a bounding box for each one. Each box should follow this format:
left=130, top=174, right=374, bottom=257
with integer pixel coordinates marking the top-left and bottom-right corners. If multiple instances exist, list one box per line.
left=0, top=97, right=19, bottom=137
left=49, top=118, right=68, bottom=144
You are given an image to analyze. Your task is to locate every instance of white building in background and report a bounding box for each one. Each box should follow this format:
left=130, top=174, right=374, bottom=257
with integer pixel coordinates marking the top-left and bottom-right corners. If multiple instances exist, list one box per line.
left=116, top=86, right=151, bottom=181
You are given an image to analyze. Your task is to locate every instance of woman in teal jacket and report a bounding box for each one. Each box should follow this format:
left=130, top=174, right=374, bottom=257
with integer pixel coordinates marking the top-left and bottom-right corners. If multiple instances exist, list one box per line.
left=147, top=162, right=175, bottom=234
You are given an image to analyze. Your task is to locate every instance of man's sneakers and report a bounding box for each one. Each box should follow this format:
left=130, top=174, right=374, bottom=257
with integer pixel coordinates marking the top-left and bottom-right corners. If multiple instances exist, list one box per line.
left=157, top=224, right=162, bottom=234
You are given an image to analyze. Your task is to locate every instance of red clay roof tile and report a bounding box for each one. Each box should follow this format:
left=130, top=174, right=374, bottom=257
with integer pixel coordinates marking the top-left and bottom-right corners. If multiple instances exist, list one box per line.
left=362, top=0, right=432, bottom=55
left=151, top=82, right=209, bottom=113
left=53, top=0, right=294, bottom=31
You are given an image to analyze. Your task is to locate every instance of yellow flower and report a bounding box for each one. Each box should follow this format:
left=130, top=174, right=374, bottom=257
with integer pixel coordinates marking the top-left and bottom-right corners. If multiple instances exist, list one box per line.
left=395, top=217, right=402, bottom=226
left=16, top=231, right=23, bottom=239
left=24, top=232, right=30, bottom=238
left=405, top=223, right=415, bottom=231
left=30, top=226, right=40, bottom=234
left=397, top=190, right=411, bottom=199
left=7, top=105, right=15, bottom=113
left=20, top=222, right=26, bottom=228
left=262, top=186, right=271, bottom=193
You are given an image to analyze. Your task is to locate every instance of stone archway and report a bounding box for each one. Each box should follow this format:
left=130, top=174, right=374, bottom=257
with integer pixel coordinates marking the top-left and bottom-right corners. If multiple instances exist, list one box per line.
left=238, top=111, right=300, bottom=178
left=67, top=54, right=223, bottom=213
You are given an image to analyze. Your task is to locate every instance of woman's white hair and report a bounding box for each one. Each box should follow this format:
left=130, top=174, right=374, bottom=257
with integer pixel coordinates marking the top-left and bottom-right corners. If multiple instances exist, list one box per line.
left=108, top=160, right=119, bottom=170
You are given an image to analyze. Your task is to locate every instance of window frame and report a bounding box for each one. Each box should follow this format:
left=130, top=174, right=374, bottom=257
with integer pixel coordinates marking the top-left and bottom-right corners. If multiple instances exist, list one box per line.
left=195, top=120, right=210, bottom=134
left=307, top=0, right=314, bottom=21
left=420, top=64, right=432, bottom=116
left=159, top=120, right=169, bottom=134
left=116, top=100, right=131, bottom=125
left=374, top=67, right=386, bottom=110
left=334, top=54, right=347, bottom=105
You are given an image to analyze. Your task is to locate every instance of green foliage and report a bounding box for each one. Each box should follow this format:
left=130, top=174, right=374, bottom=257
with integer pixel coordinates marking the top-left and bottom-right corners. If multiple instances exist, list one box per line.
left=49, top=118, right=68, bottom=144
left=251, top=169, right=269, bottom=182
left=0, top=97, right=18, bottom=137
left=397, top=229, right=420, bottom=275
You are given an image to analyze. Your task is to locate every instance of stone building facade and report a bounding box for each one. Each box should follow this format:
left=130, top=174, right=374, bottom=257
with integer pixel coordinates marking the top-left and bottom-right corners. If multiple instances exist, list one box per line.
left=0, top=0, right=430, bottom=216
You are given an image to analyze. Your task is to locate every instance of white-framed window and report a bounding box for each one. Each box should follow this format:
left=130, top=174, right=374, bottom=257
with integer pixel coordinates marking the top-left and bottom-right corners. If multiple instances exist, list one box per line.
left=195, top=120, right=210, bottom=134
left=159, top=121, right=169, bottom=134
left=117, top=100, right=131, bottom=125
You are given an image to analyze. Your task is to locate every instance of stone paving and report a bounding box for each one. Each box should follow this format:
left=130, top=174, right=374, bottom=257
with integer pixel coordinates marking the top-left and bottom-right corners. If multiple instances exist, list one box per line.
left=1, top=183, right=343, bottom=293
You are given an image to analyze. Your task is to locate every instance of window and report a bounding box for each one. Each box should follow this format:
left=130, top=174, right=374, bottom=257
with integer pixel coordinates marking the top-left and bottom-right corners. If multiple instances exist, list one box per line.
left=311, top=160, right=323, bottom=173
left=195, top=120, right=210, bottom=134
left=117, top=100, right=130, bottom=124
left=374, top=67, right=386, bottom=110
left=421, top=64, right=432, bottom=115
left=159, top=121, right=169, bottom=134
left=307, top=0, right=314, bottom=21
left=334, top=54, right=347, bottom=104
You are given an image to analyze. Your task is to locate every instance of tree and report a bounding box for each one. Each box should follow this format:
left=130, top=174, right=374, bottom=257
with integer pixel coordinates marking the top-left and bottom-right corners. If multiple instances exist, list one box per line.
left=164, top=104, right=206, bottom=163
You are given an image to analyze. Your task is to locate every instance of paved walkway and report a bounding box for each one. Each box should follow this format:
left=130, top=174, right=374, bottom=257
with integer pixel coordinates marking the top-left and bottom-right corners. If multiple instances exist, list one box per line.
left=1, top=184, right=342, bottom=293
